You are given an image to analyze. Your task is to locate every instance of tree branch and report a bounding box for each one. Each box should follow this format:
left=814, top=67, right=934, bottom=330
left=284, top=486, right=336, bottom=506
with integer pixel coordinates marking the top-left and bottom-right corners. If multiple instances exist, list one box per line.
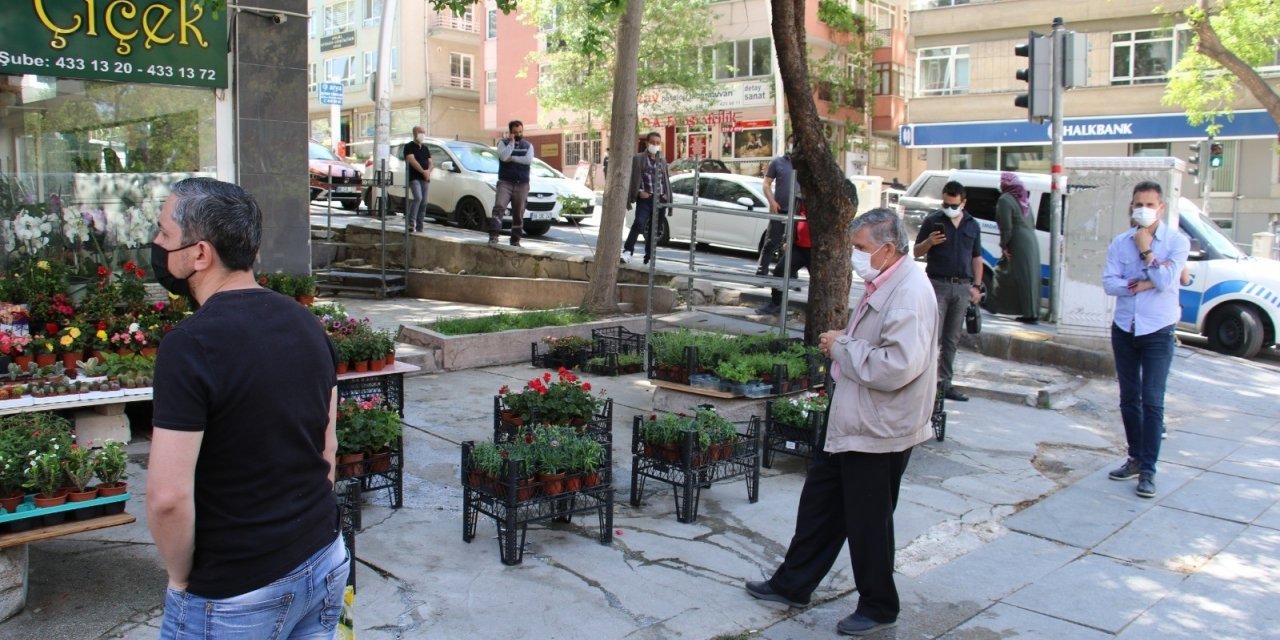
left=1192, top=0, right=1280, bottom=132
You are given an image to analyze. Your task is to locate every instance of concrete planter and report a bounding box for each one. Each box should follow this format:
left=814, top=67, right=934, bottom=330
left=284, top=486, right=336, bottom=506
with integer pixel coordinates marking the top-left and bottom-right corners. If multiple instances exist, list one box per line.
left=399, top=315, right=653, bottom=371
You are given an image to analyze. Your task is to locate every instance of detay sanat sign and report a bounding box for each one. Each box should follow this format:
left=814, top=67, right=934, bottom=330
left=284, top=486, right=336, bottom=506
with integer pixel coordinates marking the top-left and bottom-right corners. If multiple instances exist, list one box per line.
left=0, top=0, right=228, bottom=89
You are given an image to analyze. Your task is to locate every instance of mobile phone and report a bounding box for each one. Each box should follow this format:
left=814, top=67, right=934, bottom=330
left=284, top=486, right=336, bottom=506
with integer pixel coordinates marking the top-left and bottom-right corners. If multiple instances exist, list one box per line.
left=932, top=222, right=945, bottom=235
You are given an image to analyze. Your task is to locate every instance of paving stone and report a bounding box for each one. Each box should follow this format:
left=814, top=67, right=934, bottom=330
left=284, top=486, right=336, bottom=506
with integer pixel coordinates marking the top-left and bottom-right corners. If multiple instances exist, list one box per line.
left=1155, top=430, right=1243, bottom=471
left=1093, top=505, right=1246, bottom=572
left=943, top=602, right=1112, bottom=640
left=1255, top=501, right=1280, bottom=531
left=1160, top=471, right=1280, bottom=524
left=1004, top=483, right=1152, bottom=548
left=915, top=531, right=1081, bottom=603
left=1002, top=554, right=1186, bottom=634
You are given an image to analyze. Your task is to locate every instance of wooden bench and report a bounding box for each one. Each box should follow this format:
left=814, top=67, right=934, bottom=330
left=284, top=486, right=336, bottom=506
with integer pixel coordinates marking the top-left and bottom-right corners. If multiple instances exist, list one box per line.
left=0, top=513, right=137, bottom=621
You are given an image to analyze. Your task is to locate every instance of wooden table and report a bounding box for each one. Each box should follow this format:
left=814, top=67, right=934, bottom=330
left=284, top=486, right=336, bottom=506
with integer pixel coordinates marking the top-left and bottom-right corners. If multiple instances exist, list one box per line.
left=0, top=513, right=137, bottom=621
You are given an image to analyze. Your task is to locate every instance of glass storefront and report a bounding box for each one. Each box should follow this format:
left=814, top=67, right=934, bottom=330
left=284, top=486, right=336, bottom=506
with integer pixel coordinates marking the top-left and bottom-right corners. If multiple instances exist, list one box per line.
left=1, top=73, right=217, bottom=272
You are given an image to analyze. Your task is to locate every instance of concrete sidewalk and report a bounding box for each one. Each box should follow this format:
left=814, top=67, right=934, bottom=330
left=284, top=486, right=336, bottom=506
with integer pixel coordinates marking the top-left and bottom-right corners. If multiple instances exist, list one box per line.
left=2, top=297, right=1277, bottom=639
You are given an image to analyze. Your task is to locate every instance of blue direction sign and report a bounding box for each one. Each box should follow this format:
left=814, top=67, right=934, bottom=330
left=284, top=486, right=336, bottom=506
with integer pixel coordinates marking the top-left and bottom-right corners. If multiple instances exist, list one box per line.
left=318, top=82, right=344, bottom=106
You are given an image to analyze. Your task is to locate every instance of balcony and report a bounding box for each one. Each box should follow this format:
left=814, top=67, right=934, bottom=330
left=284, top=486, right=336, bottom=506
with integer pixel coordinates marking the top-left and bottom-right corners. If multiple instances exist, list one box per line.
left=429, top=72, right=480, bottom=100
left=430, top=14, right=480, bottom=44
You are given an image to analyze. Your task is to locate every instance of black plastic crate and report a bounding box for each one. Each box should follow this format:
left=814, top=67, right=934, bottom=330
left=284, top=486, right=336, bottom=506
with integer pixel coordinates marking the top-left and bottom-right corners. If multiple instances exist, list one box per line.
left=647, top=343, right=697, bottom=385
left=530, top=342, right=591, bottom=370
left=628, top=414, right=761, bottom=523
left=492, top=396, right=613, bottom=447
left=336, top=478, right=360, bottom=587
left=583, top=352, right=646, bottom=377
left=591, top=326, right=644, bottom=357
left=762, top=399, right=828, bottom=469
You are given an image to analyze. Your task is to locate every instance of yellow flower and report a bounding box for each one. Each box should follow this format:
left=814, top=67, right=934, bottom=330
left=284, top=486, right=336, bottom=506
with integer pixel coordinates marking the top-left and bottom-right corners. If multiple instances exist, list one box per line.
left=97, top=330, right=108, bottom=341
left=36, top=260, right=49, bottom=270
left=59, top=335, right=73, bottom=347
left=44, top=342, right=54, bottom=352
left=69, top=327, right=82, bottom=339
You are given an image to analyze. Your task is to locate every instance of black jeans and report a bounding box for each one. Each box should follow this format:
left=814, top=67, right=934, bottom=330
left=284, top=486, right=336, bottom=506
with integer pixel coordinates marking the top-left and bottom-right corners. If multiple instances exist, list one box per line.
left=757, top=218, right=786, bottom=273
left=624, top=197, right=656, bottom=260
left=769, top=245, right=810, bottom=305
left=769, top=447, right=913, bottom=623
left=1110, top=323, right=1176, bottom=475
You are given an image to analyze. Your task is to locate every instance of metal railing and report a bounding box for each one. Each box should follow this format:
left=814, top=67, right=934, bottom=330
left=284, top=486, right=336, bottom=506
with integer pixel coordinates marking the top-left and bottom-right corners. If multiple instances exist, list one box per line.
left=433, top=15, right=478, bottom=32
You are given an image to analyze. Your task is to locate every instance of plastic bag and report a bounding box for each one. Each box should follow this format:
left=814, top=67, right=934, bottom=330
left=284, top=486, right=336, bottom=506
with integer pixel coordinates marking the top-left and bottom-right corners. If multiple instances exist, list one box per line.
left=336, top=585, right=356, bottom=640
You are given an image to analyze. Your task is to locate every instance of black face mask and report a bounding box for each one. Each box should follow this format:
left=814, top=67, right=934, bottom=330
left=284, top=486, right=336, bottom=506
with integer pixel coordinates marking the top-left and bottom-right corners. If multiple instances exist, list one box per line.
left=150, top=241, right=199, bottom=298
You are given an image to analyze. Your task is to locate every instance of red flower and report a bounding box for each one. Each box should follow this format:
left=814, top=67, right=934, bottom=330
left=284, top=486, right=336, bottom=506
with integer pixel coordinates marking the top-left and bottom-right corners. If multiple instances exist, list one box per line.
left=96, top=265, right=109, bottom=278
left=542, top=372, right=552, bottom=382
left=135, top=269, right=145, bottom=278
left=154, top=301, right=166, bottom=311
left=499, top=384, right=510, bottom=395
left=96, top=321, right=107, bottom=331
left=258, top=276, right=268, bottom=286
left=524, top=433, right=534, bottom=444
left=123, top=261, right=137, bottom=272
left=581, top=382, right=591, bottom=391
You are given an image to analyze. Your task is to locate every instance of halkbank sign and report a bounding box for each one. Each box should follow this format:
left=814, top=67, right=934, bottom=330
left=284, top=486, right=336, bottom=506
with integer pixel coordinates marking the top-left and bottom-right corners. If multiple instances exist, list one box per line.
left=899, top=111, right=1279, bottom=147
left=0, top=0, right=229, bottom=89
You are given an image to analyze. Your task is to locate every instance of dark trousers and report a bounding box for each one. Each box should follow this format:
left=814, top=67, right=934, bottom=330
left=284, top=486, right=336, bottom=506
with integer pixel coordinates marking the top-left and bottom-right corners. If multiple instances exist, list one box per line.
left=770, top=245, right=810, bottom=305
left=491, top=180, right=529, bottom=243
left=624, top=197, right=656, bottom=260
left=1110, top=323, right=1175, bottom=475
left=931, top=279, right=970, bottom=389
left=769, top=448, right=913, bottom=623
left=756, top=218, right=786, bottom=274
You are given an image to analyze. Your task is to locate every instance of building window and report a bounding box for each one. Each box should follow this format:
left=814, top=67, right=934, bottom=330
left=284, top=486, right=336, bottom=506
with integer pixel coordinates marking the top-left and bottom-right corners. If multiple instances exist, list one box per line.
left=703, top=37, right=772, bottom=80
left=309, top=11, right=316, bottom=38
left=362, top=48, right=400, bottom=84
left=1111, top=28, right=1192, bottom=85
left=1000, top=145, right=1049, bottom=172
left=917, top=45, right=968, bottom=96
left=871, top=138, right=898, bottom=170
left=450, top=53, right=474, bottom=88
left=918, top=0, right=971, bottom=7
left=943, top=146, right=997, bottom=171
left=323, top=1, right=355, bottom=34
left=324, top=56, right=358, bottom=86
left=868, top=1, right=896, bottom=32
left=356, top=111, right=375, bottom=139
left=565, top=131, right=603, bottom=167
left=486, top=71, right=497, bottom=103
left=1129, top=142, right=1171, bottom=157
left=308, top=63, right=317, bottom=93
left=487, top=9, right=498, bottom=39
left=873, top=62, right=908, bottom=97
left=363, top=0, right=383, bottom=26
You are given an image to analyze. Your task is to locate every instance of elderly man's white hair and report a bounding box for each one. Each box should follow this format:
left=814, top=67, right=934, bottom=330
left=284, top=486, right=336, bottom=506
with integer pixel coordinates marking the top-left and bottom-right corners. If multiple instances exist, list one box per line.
left=849, top=208, right=909, bottom=254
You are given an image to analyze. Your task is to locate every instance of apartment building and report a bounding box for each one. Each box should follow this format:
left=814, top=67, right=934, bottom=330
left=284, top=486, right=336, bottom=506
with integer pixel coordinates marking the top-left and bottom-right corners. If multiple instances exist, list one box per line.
left=481, top=0, right=913, bottom=184
left=306, top=0, right=487, bottom=162
left=902, top=0, right=1280, bottom=237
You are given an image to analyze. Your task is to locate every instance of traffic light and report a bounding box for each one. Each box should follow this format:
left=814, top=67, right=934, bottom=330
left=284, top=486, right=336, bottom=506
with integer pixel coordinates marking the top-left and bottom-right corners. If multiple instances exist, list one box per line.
left=1014, top=32, right=1052, bottom=121
left=1187, top=141, right=1202, bottom=177
left=1209, top=142, right=1224, bottom=168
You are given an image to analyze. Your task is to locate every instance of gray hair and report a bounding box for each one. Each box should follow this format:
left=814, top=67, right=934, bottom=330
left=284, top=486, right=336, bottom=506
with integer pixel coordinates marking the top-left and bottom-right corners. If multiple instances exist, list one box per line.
left=849, top=207, right=909, bottom=255
left=170, top=177, right=262, bottom=271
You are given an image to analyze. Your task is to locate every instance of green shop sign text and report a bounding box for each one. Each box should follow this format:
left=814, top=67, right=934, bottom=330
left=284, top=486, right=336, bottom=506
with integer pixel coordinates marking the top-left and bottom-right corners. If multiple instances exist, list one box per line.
left=0, top=0, right=228, bottom=89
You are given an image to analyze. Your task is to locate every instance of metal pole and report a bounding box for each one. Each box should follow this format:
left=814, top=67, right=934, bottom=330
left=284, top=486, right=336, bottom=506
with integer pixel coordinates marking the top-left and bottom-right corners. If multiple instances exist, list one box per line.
left=777, top=170, right=798, bottom=336
left=687, top=163, right=699, bottom=311
left=1048, top=17, right=1065, bottom=324
left=1201, top=135, right=1214, bottom=216
left=373, top=0, right=399, bottom=177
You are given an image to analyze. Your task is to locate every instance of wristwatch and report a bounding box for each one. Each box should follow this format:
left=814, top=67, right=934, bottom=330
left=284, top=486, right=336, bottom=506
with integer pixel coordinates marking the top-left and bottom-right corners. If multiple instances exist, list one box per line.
left=1139, top=249, right=1152, bottom=260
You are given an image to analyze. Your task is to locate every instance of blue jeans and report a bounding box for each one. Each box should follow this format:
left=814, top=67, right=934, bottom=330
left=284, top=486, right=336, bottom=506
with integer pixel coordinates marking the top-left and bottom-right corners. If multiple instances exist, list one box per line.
left=624, top=197, right=655, bottom=260
left=161, top=535, right=349, bottom=640
left=408, top=180, right=428, bottom=231
left=1110, top=323, right=1175, bottom=476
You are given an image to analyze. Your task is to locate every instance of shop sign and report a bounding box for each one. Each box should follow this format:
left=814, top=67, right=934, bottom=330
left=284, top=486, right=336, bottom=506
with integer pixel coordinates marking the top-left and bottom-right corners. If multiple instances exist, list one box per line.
left=641, top=110, right=739, bottom=129
left=320, top=30, right=356, bottom=52
left=0, top=0, right=228, bottom=89
left=639, top=79, right=774, bottom=115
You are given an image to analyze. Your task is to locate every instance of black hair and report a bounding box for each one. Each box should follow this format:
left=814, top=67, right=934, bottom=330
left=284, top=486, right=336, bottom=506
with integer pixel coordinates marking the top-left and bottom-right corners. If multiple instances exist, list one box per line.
left=1132, top=180, right=1162, bottom=198
left=942, top=181, right=966, bottom=199
left=508, top=120, right=523, bottom=132
left=170, top=178, right=262, bottom=271
left=646, top=131, right=662, bottom=142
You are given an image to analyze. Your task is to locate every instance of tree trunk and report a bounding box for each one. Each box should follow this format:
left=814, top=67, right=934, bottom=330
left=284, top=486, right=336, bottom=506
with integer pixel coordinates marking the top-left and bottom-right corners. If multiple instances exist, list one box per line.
left=770, top=0, right=857, bottom=344
left=581, top=0, right=645, bottom=315
left=1193, top=0, right=1280, bottom=131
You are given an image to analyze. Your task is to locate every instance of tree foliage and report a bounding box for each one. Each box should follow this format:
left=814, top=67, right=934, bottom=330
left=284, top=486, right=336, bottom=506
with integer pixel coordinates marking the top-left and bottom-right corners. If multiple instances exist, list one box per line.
left=520, top=0, right=717, bottom=125
left=810, top=0, right=877, bottom=154
left=1162, top=0, right=1280, bottom=135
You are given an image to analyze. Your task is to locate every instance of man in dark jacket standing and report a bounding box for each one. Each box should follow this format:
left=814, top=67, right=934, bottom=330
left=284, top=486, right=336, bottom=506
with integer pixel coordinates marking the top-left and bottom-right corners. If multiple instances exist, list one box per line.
left=491, top=120, right=534, bottom=246
left=622, top=131, right=672, bottom=265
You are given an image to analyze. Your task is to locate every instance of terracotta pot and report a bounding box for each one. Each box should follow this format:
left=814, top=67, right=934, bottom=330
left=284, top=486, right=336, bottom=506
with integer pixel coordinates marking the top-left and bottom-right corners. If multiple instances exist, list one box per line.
left=140, top=347, right=158, bottom=358
left=538, top=472, right=566, bottom=497
left=67, top=487, right=100, bottom=520
left=353, top=360, right=369, bottom=373
left=366, top=449, right=392, bottom=473
left=14, top=354, right=32, bottom=369
left=61, top=352, right=80, bottom=376
left=516, top=478, right=536, bottom=502
left=36, top=353, right=57, bottom=367
left=384, top=352, right=396, bottom=365
left=296, top=294, right=316, bottom=307
left=499, top=411, right=525, bottom=427
left=582, top=472, right=602, bottom=488
left=337, top=453, right=365, bottom=477
left=336, top=361, right=349, bottom=374
left=0, top=491, right=23, bottom=514
left=97, top=481, right=128, bottom=514
left=370, top=359, right=386, bottom=372
left=117, top=348, right=132, bottom=357
left=563, top=474, right=582, bottom=493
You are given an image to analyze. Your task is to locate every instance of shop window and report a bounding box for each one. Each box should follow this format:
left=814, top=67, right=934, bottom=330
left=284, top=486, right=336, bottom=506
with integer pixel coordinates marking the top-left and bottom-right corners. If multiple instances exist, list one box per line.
left=871, top=138, right=898, bottom=170
left=1111, top=28, right=1192, bottom=85
left=450, top=53, right=474, bottom=89
left=564, top=131, right=602, bottom=167
left=391, top=107, right=422, bottom=135
left=942, top=146, right=996, bottom=171
left=1129, top=142, right=1171, bottom=157
left=999, top=145, right=1049, bottom=172
left=356, top=112, right=375, bottom=139
left=916, top=46, right=968, bottom=96
left=323, top=1, right=356, bottom=34
left=0, top=74, right=216, bottom=273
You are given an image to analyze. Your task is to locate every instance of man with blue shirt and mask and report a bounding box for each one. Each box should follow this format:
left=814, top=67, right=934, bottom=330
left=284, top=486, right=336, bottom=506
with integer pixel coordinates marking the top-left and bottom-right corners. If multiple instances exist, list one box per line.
left=1102, top=180, right=1189, bottom=499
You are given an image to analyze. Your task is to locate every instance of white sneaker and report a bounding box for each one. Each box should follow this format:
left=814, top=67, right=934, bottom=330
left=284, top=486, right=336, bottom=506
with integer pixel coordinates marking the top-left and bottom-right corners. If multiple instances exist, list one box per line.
left=621, top=251, right=633, bottom=264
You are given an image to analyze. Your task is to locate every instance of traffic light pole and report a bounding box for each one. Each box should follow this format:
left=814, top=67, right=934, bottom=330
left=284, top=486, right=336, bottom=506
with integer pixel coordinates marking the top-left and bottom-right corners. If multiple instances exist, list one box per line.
left=1048, top=17, right=1065, bottom=324
left=1201, top=136, right=1215, bottom=217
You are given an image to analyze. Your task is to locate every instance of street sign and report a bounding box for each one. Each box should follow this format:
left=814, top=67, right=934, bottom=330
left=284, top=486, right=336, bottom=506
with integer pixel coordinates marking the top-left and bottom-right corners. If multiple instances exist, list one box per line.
left=319, top=82, right=344, bottom=106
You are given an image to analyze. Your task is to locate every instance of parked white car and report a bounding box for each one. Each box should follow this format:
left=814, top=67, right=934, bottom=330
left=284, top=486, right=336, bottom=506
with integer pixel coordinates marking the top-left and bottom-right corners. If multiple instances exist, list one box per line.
left=624, top=173, right=773, bottom=254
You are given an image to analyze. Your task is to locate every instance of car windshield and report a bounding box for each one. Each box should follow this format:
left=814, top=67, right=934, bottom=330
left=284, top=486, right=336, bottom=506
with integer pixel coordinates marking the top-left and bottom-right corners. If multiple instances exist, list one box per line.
left=448, top=144, right=500, bottom=173
left=1179, top=201, right=1241, bottom=259
left=532, top=159, right=564, bottom=179
left=309, top=142, right=340, bottom=161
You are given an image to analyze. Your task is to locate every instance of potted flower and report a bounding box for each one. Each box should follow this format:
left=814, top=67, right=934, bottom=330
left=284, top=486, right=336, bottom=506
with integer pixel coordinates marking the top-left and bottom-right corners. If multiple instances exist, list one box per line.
left=531, top=425, right=572, bottom=496
left=56, top=323, right=88, bottom=375
left=25, top=449, right=69, bottom=525
left=694, top=407, right=738, bottom=460
left=714, top=358, right=757, bottom=396
left=94, top=440, right=129, bottom=513
left=358, top=397, right=401, bottom=473
left=540, top=335, right=592, bottom=369
left=640, top=413, right=687, bottom=462
left=32, top=334, right=58, bottom=367
left=566, top=435, right=604, bottom=490
left=0, top=450, right=26, bottom=514
left=335, top=417, right=367, bottom=478
left=333, top=335, right=352, bottom=374
left=63, top=443, right=99, bottom=519
left=468, top=441, right=504, bottom=494
left=380, top=330, right=397, bottom=365
left=1, top=331, right=33, bottom=369
left=294, top=275, right=318, bottom=306
left=536, top=368, right=602, bottom=425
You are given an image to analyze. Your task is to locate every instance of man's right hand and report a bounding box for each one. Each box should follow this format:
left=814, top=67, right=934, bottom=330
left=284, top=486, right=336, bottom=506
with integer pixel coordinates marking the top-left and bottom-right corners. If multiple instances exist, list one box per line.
left=638, top=190, right=651, bottom=199
left=926, top=230, right=945, bottom=247
left=768, top=201, right=780, bottom=213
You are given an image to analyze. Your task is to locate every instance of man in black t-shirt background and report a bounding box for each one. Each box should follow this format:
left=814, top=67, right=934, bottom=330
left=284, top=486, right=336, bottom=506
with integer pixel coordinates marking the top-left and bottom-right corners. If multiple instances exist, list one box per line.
left=147, top=178, right=348, bottom=639
left=912, top=180, right=984, bottom=402
left=404, top=126, right=433, bottom=232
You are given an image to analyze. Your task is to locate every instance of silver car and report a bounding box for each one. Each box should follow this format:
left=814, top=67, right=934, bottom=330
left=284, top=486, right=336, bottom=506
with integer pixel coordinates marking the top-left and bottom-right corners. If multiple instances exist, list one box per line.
left=625, top=173, right=774, bottom=254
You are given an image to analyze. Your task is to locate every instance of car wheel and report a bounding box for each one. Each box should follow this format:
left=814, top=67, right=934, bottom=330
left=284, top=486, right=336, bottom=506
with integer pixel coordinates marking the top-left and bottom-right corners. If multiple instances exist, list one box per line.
left=341, top=198, right=359, bottom=211
left=524, top=221, right=552, bottom=237
left=455, top=197, right=487, bottom=230
left=655, top=216, right=671, bottom=246
left=1206, top=302, right=1265, bottom=359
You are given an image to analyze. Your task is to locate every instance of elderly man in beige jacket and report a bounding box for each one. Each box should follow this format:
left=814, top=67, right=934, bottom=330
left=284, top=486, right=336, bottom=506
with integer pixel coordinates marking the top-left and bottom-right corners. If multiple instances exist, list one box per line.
left=745, top=208, right=939, bottom=637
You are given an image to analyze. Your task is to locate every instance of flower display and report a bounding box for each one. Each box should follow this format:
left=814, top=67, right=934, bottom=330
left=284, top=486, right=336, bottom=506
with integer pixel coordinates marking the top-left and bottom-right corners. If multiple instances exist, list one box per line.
left=499, top=368, right=604, bottom=425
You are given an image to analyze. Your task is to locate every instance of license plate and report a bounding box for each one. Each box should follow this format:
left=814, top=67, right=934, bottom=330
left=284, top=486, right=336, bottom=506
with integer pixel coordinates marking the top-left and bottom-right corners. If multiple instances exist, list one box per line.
left=335, top=186, right=357, bottom=193
left=526, top=209, right=554, bottom=220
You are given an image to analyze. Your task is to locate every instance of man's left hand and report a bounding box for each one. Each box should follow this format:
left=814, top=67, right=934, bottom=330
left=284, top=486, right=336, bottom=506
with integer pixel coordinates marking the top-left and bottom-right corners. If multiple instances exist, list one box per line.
left=818, top=329, right=843, bottom=356
left=969, top=286, right=981, bottom=304
left=1127, top=278, right=1154, bottom=295
left=1133, top=226, right=1154, bottom=253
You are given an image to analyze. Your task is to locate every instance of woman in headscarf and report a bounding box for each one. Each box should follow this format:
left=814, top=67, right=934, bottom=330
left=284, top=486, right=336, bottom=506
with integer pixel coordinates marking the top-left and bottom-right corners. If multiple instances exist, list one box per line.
left=984, top=172, right=1042, bottom=323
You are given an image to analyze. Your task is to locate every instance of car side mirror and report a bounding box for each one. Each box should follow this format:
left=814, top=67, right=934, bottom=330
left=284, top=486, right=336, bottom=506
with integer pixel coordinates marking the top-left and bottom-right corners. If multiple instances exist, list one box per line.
left=736, top=196, right=755, bottom=209
left=441, top=160, right=458, bottom=173
left=1188, top=238, right=1206, bottom=260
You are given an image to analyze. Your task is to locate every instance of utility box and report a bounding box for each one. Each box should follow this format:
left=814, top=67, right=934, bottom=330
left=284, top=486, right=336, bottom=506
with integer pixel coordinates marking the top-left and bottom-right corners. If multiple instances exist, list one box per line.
left=1059, top=157, right=1185, bottom=338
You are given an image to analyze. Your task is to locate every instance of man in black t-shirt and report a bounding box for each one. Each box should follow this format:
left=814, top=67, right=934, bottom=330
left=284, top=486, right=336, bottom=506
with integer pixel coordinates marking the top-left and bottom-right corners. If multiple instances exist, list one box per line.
left=403, top=126, right=433, bottom=232
left=148, top=178, right=348, bottom=638
left=912, top=180, right=983, bottom=402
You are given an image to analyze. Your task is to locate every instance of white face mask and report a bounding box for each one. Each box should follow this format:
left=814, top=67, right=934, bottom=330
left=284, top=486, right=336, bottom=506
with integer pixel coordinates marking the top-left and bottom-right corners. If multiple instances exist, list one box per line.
left=647, top=144, right=661, bottom=155
left=851, top=245, right=885, bottom=281
left=1132, top=206, right=1158, bottom=228
left=416, top=134, right=427, bottom=143
left=942, top=204, right=963, bottom=219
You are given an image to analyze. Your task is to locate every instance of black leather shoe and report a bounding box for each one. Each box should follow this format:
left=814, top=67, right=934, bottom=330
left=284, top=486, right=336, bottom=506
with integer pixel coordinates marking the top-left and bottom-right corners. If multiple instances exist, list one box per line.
left=744, top=580, right=808, bottom=608
left=837, top=612, right=897, bottom=636
left=944, top=388, right=969, bottom=402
